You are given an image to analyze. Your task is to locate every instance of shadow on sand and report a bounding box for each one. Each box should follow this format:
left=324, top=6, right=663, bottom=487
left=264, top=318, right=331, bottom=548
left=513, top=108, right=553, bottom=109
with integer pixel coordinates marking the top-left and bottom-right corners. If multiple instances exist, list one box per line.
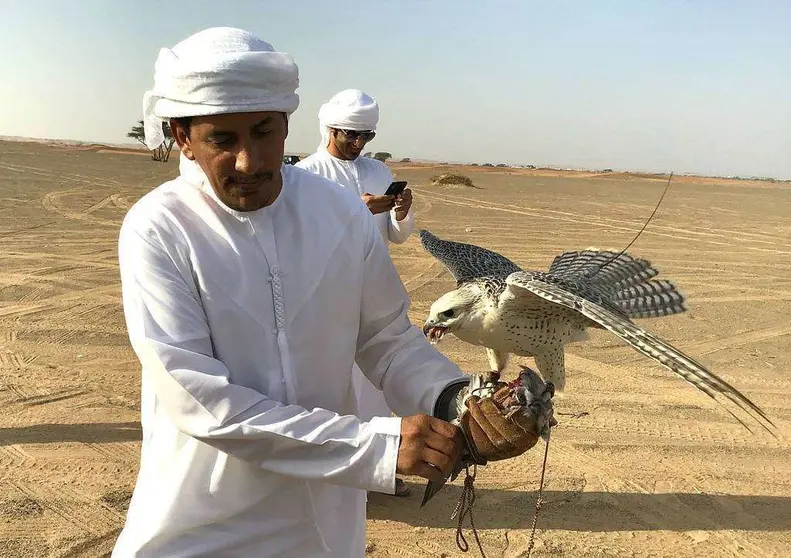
left=0, top=422, right=141, bottom=445
left=367, top=480, right=791, bottom=532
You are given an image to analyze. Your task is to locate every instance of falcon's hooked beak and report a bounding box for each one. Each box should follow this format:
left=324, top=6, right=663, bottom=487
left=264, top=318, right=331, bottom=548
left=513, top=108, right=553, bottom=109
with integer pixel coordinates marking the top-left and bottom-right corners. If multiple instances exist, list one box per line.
left=423, top=319, right=449, bottom=344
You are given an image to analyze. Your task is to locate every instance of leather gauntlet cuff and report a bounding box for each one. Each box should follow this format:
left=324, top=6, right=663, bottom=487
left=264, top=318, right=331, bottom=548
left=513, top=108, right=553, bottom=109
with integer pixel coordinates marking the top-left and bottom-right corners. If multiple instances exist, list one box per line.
left=432, top=378, right=470, bottom=422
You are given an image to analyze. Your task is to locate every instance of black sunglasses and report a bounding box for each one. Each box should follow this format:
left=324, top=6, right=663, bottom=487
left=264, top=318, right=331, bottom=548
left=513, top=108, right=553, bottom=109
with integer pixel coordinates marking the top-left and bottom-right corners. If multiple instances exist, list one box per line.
left=336, top=129, right=376, bottom=142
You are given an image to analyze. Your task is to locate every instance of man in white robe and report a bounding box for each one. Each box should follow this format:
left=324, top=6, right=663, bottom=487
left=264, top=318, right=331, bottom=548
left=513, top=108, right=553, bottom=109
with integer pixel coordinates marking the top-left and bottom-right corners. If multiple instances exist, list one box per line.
left=296, top=89, right=415, bottom=496
left=296, top=89, right=414, bottom=246
left=112, top=27, right=471, bottom=558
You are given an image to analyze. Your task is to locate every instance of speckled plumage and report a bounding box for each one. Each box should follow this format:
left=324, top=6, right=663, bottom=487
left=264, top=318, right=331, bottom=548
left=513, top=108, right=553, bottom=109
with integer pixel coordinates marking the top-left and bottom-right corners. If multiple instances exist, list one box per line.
left=419, top=229, right=774, bottom=434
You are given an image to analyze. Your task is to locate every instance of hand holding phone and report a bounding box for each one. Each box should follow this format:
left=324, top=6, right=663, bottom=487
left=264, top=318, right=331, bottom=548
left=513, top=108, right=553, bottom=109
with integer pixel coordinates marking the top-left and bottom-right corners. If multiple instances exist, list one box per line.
left=362, top=193, right=396, bottom=215
left=384, top=180, right=408, bottom=197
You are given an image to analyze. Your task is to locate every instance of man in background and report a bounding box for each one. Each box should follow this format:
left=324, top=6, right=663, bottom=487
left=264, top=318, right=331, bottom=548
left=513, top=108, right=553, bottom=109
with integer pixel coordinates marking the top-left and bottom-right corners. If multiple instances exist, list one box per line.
left=297, top=89, right=415, bottom=496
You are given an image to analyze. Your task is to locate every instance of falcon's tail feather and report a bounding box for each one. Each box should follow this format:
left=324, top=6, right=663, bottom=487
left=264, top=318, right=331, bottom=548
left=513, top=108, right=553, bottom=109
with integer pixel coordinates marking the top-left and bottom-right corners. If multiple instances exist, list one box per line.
left=549, top=249, right=688, bottom=319
left=613, top=280, right=688, bottom=319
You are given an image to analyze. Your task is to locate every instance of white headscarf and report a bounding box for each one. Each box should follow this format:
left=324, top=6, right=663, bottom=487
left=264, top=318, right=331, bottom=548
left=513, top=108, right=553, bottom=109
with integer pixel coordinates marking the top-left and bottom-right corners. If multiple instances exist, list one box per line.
left=317, top=89, right=379, bottom=151
left=141, top=27, right=300, bottom=150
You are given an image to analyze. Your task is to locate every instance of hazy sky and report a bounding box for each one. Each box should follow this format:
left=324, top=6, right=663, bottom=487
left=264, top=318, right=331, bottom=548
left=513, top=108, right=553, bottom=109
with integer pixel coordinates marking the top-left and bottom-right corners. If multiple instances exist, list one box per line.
left=2, top=0, right=789, bottom=179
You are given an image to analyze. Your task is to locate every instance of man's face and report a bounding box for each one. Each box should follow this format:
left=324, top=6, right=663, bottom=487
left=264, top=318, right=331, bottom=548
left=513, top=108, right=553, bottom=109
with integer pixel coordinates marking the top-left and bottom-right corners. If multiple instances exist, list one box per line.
left=171, top=111, right=288, bottom=212
left=329, top=128, right=376, bottom=160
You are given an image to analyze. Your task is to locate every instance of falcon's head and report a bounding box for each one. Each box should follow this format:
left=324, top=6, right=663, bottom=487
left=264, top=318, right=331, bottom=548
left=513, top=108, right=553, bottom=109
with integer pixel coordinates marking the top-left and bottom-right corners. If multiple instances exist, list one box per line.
left=422, top=283, right=487, bottom=343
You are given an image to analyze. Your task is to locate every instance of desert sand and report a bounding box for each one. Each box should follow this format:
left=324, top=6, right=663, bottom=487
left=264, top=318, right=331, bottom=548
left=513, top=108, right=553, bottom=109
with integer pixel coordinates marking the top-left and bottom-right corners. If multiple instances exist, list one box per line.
left=1, top=140, right=789, bottom=557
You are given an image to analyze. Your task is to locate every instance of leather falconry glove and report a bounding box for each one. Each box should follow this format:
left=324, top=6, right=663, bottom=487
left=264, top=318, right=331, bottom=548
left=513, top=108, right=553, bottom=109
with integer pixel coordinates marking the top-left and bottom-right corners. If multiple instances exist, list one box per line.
left=421, top=366, right=557, bottom=507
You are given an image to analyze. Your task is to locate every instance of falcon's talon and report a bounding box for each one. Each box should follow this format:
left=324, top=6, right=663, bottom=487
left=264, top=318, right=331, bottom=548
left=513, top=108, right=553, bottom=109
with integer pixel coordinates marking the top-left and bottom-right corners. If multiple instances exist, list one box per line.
left=504, top=407, right=520, bottom=420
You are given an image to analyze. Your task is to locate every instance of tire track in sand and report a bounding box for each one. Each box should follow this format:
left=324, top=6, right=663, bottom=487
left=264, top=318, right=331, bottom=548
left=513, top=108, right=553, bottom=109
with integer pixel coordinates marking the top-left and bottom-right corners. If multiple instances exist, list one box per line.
left=5, top=481, right=123, bottom=557
left=3, top=160, right=127, bottom=227
left=613, top=322, right=791, bottom=368
left=426, top=186, right=791, bottom=247
left=53, top=530, right=122, bottom=558
left=3, top=251, right=119, bottom=270
left=42, top=190, right=121, bottom=228
left=546, top=440, right=764, bottom=557
left=0, top=162, right=123, bottom=187
left=0, top=284, right=120, bottom=319
left=401, top=259, right=441, bottom=293
left=414, top=188, right=791, bottom=256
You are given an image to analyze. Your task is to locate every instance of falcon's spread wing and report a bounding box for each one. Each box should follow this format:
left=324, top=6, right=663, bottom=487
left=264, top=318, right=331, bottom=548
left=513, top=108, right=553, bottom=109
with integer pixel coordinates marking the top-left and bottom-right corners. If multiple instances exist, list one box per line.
left=504, top=271, right=776, bottom=435
left=418, top=229, right=522, bottom=285
left=508, top=269, right=633, bottom=318
left=547, top=248, right=688, bottom=319
left=549, top=248, right=656, bottom=284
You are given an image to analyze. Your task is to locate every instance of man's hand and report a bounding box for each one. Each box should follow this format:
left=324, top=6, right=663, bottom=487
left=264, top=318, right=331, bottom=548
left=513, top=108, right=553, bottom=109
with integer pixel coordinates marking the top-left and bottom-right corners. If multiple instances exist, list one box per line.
left=394, top=188, right=412, bottom=221
left=362, top=193, right=395, bottom=215
left=396, top=414, right=465, bottom=482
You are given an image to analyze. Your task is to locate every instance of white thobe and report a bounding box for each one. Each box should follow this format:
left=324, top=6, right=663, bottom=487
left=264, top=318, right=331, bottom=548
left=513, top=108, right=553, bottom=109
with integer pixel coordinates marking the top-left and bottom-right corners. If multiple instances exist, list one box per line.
left=112, top=155, right=464, bottom=557
left=295, top=151, right=414, bottom=247
left=295, top=151, right=415, bottom=423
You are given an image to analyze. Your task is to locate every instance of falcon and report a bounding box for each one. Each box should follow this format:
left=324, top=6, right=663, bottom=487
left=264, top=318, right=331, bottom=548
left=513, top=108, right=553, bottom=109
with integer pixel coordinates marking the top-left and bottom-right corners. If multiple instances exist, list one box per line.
left=418, top=229, right=775, bottom=434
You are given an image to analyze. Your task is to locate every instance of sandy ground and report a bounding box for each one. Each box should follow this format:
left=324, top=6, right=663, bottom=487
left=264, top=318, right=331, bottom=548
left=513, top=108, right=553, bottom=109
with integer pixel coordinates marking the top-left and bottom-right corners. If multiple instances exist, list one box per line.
left=1, top=141, right=790, bottom=557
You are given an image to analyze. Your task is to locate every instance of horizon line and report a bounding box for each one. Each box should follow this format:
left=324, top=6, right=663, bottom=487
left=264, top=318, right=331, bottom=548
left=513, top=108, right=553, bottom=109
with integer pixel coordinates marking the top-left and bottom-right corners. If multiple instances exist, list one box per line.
left=2, top=134, right=789, bottom=184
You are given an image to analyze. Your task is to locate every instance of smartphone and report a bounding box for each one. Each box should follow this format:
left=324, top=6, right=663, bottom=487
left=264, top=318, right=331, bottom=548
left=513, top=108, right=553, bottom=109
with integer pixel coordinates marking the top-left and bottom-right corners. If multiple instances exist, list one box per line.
left=384, top=180, right=408, bottom=197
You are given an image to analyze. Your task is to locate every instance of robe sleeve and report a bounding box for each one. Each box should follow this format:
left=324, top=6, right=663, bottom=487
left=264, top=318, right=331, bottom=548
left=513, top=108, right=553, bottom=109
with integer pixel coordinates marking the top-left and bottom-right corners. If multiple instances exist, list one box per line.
left=353, top=208, right=468, bottom=417
left=387, top=207, right=415, bottom=244
left=118, top=218, right=404, bottom=495
left=377, top=163, right=415, bottom=244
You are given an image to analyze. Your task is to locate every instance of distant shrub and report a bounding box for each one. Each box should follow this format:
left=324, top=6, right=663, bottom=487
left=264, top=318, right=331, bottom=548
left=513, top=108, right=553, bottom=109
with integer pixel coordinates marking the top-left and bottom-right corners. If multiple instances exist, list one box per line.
left=430, top=173, right=475, bottom=187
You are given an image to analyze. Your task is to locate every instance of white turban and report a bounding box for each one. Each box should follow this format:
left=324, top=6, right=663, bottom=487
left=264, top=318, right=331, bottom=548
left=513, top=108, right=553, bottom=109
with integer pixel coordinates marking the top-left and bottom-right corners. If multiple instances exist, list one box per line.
left=317, top=89, right=379, bottom=151
left=141, top=27, right=300, bottom=150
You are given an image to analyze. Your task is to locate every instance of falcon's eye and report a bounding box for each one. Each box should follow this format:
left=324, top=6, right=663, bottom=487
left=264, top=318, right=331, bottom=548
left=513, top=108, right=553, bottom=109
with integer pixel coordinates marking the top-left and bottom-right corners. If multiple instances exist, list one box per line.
left=442, top=309, right=455, bottom=318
